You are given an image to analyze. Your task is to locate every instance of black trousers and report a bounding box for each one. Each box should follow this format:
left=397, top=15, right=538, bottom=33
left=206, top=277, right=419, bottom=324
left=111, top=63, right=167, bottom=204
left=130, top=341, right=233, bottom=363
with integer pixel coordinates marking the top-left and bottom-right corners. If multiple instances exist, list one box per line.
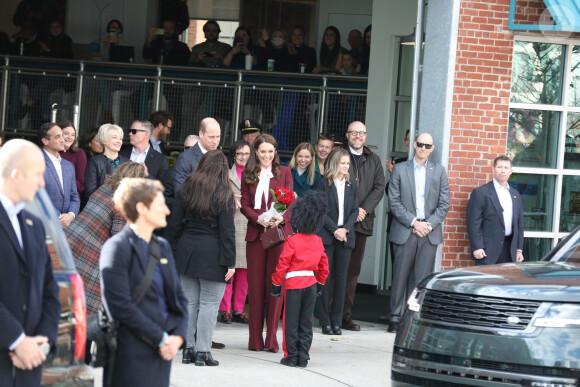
left=319, top=240, right=352, bottom=326
left=282, top=285, right=316, bottom=363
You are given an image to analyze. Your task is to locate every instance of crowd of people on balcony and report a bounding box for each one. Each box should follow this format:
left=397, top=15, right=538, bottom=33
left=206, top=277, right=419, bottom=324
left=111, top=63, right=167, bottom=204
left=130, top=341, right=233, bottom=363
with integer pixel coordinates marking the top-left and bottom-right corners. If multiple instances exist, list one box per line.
left=0, top=11, right=372, bottom=76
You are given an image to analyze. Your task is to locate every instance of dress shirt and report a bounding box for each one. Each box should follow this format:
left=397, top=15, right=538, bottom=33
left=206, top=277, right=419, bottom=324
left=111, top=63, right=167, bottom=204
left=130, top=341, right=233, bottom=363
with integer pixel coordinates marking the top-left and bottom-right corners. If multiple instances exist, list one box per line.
left=44, top=149, right=63, bottom=188
left=334, top=177, right=346, bottom=227
left=130, top=145, right=150, bottom=164
left=413, top=158, right=427, bottom=221
left=254, top=167, right=273, bottom=210
left=150, top=138, right=162, bottom=153
left=493, top=178, right=513, bottom=236
left=198, top=143, right=208, bottom=154
left=0, top=192, right=26, bottom=350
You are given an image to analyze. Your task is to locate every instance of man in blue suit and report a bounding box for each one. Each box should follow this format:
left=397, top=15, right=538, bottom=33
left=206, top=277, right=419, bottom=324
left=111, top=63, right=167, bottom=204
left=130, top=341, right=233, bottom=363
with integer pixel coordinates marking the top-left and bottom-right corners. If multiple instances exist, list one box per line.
left=173, top=117, right=221, bottom=194
left=38, top=122, right=80, bottom=229
left=0, top=139, right=61, bottom=386
left=467, top=155, right=525, bottom=265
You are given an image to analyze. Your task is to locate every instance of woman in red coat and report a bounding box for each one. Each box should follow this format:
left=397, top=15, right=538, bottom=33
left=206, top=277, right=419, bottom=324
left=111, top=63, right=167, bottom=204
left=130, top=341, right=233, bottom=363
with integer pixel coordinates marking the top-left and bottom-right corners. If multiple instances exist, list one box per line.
left=241, top=134, right=293, bottom=352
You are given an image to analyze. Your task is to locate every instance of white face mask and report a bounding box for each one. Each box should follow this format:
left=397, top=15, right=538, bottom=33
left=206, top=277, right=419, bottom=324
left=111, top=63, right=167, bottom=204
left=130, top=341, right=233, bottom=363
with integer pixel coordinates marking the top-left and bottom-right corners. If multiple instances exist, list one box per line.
left=271, top=37, right=284, bottom=47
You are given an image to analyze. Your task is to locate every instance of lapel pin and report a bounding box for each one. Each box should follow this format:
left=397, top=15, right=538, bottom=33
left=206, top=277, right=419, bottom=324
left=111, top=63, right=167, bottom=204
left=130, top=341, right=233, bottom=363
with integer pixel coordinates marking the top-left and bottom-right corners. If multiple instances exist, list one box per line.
left=160, top=258, right=168, bottom=264
left=26, top=219, right=33, bottom=226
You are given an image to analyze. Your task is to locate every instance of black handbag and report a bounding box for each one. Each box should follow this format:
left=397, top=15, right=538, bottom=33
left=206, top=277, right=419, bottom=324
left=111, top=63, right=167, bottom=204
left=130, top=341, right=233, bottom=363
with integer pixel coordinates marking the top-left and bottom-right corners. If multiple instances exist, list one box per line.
left=86, top=235, right=161, bottom=385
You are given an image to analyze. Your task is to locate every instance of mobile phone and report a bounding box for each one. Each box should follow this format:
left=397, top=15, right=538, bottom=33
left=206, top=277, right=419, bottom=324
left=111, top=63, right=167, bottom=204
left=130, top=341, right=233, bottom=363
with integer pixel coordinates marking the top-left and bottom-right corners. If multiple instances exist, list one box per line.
left=236, top=38, right=244, bottom=47
left=109, top=30, right=117, bottom=38
left=155, top=28, right=164, bottom=35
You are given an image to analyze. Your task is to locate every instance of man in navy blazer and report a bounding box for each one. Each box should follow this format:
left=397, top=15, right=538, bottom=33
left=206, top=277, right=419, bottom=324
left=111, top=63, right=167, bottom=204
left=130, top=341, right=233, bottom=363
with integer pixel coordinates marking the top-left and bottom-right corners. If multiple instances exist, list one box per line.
left=387, top=133, right=450, bottom=332
left=467, top=155, right=525, bottom=265
left=39, top=122, right=79, bottom=229
left=0, top=139, right=61, bottom=386
left=120, top=120, right=169, bottom=181
left=173, top=117, right=221, bottom=194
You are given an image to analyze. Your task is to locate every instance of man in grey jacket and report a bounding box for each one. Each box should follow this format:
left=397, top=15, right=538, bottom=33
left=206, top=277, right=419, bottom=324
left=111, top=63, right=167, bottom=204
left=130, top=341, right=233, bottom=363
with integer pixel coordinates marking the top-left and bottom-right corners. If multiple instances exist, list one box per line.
left=387, top=132, right=449, bottom=333
left=341, top=121, right=385, bottom=331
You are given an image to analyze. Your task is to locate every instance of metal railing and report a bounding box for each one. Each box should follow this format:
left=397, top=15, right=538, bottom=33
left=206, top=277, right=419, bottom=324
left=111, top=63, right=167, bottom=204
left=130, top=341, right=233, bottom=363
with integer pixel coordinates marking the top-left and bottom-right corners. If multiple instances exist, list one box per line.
left=0, top=56, right=368, bottom=153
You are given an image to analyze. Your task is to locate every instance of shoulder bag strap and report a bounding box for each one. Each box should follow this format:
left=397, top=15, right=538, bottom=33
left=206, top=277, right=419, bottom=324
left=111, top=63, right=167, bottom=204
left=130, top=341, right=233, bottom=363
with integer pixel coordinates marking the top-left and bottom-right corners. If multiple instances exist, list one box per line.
left=131, top=235, right=161, bottom=305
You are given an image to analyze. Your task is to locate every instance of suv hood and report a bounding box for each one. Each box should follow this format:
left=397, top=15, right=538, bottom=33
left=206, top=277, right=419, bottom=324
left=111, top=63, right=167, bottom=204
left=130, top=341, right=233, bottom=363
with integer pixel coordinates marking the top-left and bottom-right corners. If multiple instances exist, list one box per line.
left=420, top=262, right=580, bottom=302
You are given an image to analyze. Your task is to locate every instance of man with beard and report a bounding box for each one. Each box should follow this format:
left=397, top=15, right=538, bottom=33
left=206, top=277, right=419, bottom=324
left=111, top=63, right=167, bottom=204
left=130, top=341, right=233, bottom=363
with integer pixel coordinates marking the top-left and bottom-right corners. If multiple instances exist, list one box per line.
left=340, top=121, right=385, bottom=331
left=189, top=20, right=231, bottom=68
left=149, top=110, right=173, bottom=154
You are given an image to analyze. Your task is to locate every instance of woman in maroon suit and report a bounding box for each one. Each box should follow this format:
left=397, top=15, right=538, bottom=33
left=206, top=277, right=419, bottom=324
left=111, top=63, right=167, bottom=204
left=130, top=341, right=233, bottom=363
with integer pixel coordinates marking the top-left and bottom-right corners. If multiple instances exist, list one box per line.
left=241, top=134, right=293, bottom=352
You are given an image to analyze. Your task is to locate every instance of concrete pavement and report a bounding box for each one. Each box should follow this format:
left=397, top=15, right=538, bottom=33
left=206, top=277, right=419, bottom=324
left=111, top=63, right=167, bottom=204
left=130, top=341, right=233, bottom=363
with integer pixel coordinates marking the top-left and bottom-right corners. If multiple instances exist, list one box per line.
left=93, top=319, right=395, bottom=386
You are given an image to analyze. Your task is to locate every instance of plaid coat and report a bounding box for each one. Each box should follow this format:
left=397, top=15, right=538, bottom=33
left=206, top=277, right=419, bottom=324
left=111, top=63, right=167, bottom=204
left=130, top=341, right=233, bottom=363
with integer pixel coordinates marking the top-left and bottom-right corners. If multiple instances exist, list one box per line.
left=65, top=184, right=126, bottom=313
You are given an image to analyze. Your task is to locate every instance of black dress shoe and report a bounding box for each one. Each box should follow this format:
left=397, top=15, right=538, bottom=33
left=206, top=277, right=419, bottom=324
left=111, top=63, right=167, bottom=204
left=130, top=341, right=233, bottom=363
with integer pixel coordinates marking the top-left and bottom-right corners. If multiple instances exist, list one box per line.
left=321, top=325, right=333, bottom=335
left=280, top=358, right=297, bottom=367
left=387, top=321, right=399, bottom=333
left=182, top=347, right=195, bottom=364
left=331, top=326, right=342, bottom=335
left=195, top=351, right=219, bottom=366
left=342, top=320, right=360, bottom=331
left=211, top=341, right=225, bottom=349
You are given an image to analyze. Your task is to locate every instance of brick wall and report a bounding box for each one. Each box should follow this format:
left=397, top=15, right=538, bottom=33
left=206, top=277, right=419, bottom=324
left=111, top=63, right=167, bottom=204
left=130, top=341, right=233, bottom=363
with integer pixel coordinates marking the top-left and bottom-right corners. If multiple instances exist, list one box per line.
left=443, top=0, right=515, bottom=269
left=443, top=0, right=580, bottom=269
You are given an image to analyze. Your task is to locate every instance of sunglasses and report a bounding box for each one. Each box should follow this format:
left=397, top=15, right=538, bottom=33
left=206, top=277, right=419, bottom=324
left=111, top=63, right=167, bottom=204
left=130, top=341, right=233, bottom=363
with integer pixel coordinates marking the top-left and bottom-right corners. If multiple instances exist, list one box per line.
left=129, top=129, right=147, bottom=135
left=416, top=142, right=433, bottom=149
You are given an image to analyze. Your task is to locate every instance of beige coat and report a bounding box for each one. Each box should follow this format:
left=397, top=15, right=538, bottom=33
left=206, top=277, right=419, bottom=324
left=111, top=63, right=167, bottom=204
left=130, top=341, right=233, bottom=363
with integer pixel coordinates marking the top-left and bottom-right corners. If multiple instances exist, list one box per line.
left=230, top=165, right=248, bottom=269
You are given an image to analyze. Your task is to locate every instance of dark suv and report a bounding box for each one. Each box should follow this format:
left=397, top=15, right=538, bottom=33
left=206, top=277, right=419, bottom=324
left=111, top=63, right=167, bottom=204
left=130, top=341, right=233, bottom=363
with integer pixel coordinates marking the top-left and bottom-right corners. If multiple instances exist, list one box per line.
left=25, top=188, right=94, bottom=386
left=391, top=229, right=580, bottom=387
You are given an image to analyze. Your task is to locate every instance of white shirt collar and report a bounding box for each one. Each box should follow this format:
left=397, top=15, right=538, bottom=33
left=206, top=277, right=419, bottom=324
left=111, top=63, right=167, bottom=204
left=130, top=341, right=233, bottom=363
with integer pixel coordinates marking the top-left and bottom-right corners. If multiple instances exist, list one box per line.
left=0, top=191, right=25, bottom=217
left=132, top=144, right=150, bottom=156
left=43, top=148, right=61, bottom=162
left=493, top=178, right=510, bottom=192
left=198, top=143, right=208, bottom=154
left=349, top=146, right=363, bottom=156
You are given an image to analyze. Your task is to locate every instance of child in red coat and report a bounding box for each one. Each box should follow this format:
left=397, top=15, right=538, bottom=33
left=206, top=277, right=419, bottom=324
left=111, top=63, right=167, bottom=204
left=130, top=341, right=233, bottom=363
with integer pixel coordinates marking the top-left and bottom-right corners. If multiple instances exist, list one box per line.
left=271, top=190, right=329, bottom=368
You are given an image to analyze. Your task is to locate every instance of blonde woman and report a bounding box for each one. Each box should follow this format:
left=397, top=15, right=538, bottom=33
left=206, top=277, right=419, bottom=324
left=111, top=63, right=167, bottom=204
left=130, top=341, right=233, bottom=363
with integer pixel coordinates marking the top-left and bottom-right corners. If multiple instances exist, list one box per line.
left=316, top=149, right=358, bottom=335
left=84, top=123, right=129, bottom=198
left=288, top=142, right=319, bottom=198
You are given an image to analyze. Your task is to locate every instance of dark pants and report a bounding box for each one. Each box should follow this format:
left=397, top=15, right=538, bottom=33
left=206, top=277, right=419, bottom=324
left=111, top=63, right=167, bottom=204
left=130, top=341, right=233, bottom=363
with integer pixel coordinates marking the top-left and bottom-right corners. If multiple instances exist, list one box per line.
left=475, top=235, right=513, bottom=266
left=389, top=234, right=437, bottom=322
left=246, top=239, right=284, bottom=351
left=342, top=231, right=368, bottom=323
left=319, top=240, right=351, bottom=326
left=282, top=285, right=316, bottom=364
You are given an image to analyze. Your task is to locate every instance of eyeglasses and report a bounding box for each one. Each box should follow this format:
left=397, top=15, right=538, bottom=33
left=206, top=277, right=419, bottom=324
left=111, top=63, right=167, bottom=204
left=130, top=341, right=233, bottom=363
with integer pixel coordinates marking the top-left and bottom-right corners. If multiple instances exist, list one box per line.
left=165, top=125, right=172, bottom=130
left=416, top=142, right=433, bottom=149
left=236, top=152, right=251, bottom=157
left=347, top=131, right=367, bottom=137
left=129, top=129, right=147, bottom=135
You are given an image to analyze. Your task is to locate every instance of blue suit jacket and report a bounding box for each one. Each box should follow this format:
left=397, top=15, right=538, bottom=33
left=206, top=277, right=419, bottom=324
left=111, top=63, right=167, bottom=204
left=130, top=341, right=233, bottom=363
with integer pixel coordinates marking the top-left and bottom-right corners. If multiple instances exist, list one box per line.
left=466, top=180, right=524, bottom=264
left=173, top=143, right=203, bottom=195
left=100, top=226, right=188, bottom=385
left=43, top=151, right=80, bottom=216
left=0, top=206, right=60, bottom=386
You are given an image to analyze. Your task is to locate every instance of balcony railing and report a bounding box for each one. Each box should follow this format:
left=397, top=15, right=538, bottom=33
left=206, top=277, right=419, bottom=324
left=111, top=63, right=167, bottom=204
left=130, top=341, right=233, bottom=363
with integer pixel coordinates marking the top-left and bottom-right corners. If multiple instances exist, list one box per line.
left=0, top=56, right=368, bottom=153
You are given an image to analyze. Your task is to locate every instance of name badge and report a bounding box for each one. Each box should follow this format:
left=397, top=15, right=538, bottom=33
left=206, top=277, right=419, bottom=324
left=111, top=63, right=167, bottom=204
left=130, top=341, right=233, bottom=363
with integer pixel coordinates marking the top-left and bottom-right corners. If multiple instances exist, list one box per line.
left=160, top=258, right=168, bottom=264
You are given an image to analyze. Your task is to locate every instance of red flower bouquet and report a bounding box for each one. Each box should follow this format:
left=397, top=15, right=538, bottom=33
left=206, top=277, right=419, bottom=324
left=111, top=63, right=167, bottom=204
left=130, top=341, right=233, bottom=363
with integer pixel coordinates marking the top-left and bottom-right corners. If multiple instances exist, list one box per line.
left=258, top=186, right=297, bottom=223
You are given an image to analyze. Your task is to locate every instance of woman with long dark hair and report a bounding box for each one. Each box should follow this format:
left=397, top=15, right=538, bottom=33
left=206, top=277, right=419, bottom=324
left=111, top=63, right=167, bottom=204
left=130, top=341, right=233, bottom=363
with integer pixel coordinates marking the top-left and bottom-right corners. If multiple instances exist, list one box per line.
left=58, top=120, right=87, bottom=199
left=166, top=150, right=236, bottom=366
left=240, top=134, right=293, bottom=352
left=357, top=24, right=371, bottom=75
left=316, top=149, right=358, bottom=335
left=223, top=26, right=258, bottom=69
left=313, top=26, right=344, bottom=74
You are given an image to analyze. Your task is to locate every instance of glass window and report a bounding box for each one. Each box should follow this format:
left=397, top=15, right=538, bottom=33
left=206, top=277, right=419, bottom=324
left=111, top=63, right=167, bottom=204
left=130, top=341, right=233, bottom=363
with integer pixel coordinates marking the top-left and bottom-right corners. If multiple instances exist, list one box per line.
left=509, top=173, right=555, bottom=232
left=507, top=109, right=559, bottom=168
left=564, top=112, right=580, bottom=169
left=560, top=176, right=580, bottom=232
left=510, top=41, right=563, bottom=105
left=568, top=46, right=580, bottom=107
left=523, top=237, right=553, bottom=262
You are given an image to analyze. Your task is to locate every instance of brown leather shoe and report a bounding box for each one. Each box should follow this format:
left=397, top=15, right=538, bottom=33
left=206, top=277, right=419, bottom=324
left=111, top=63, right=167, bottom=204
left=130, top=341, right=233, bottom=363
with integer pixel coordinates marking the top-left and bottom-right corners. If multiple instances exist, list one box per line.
left=342, top=320, right=360, bottom=331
